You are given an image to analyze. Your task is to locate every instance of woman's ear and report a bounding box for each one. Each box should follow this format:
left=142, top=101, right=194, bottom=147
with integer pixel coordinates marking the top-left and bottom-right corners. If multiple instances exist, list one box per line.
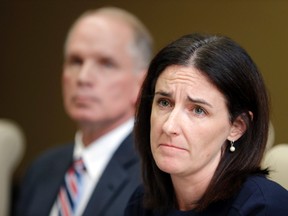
left=227, top=113, right=250, bottom=142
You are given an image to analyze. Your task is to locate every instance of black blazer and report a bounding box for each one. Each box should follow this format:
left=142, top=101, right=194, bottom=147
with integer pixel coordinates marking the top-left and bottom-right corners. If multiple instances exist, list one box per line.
left=15, top=133, right=141, bottom=216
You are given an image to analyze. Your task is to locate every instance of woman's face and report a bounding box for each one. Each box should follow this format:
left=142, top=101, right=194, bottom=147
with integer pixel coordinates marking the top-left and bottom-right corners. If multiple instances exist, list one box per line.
left=150, top=65, right=237, bottom=179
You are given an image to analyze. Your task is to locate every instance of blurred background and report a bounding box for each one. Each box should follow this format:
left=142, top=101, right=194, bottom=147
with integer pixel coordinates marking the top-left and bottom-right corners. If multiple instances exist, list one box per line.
left=1, top=0, right=288, bottom=206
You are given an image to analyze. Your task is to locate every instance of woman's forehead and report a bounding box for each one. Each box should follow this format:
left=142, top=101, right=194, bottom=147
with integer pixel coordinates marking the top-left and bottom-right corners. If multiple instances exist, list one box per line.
left=156, top=65, right=212, bottom=89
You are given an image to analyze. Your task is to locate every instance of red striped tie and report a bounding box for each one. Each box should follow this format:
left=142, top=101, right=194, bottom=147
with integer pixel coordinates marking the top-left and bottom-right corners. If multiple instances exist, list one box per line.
left=57, top=158, right=85, bottom=216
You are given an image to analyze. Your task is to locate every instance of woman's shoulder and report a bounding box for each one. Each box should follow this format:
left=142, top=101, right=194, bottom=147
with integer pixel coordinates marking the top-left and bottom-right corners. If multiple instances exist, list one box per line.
left=127, top=184, right=145, bottom=206
left=125, top=185, right=154, bottom=216
left=230, top=175, right=288, bottom=215
left=244, top=175, right=288, bottom=198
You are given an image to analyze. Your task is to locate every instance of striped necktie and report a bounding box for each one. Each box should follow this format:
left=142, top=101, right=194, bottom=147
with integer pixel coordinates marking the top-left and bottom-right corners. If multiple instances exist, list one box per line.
left=57, top=158, right=85, bottom=216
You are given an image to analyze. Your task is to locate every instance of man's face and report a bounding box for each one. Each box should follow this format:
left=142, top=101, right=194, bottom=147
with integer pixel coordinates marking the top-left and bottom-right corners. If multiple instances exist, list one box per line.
left=62, top=15, right=142, bottom=129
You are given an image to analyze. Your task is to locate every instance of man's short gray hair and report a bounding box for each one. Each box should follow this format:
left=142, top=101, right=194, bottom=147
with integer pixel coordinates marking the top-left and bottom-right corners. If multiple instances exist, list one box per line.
left=65, top=7, right=154, bottom=71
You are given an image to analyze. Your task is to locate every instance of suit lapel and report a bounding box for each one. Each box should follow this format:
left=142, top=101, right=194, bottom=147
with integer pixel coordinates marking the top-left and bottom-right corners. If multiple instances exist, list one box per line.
left=84, top=160, right=129, bottom=215
left=33, top=145, right=74, bottom=215
left=83, top=133, right=138, bottom=216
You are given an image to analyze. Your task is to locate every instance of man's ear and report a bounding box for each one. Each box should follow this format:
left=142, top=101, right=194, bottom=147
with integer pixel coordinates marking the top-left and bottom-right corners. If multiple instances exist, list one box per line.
left=132, top=69, right=146, bottom=105
left=227, top=113, right=250, bottom=142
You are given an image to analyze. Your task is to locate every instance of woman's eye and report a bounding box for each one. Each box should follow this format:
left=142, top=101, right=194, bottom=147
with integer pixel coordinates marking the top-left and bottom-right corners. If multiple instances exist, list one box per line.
left=158, top=99, right=171, bottom=108
left=193, top=106, right=206, bottom=115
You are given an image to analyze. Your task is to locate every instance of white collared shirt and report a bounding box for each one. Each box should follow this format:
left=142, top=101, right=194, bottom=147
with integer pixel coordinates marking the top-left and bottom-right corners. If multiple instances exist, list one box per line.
left=50, top=118, right=134, bottom=216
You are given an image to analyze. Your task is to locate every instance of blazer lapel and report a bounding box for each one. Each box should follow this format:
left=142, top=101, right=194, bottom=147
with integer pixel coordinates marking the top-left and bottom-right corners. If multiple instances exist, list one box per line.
left=84, top=160, right=129, bottom=215
left=83, top=133, right=139, bottom=216
left=31, top=145, right=73, bottom=215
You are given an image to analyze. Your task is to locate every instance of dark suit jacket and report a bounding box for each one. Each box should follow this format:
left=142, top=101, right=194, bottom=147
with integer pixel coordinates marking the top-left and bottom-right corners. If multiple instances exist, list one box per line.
left=15, top=133, right=141, bottom=216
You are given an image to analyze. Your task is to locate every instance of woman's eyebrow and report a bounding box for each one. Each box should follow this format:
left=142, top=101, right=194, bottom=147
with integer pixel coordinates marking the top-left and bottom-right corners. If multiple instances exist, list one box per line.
left=155, top=91, right=213, bottom=108
left=187, top=96, right=213, bottom=108
left=154, top=91, right=171, bottom=97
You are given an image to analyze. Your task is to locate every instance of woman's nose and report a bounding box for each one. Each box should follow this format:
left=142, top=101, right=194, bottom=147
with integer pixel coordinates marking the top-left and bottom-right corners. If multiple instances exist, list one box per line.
left=162, top=108, right=181, bottom=136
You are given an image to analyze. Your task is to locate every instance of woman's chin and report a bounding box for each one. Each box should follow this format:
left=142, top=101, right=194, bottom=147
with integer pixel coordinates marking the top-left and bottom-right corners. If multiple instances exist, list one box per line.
left=155, top=158, right=183, bottom=175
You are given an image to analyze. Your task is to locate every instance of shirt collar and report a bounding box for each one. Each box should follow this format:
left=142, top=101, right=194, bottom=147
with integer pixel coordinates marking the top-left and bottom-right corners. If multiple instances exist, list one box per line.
left=73, top=118, right=134, bottom=179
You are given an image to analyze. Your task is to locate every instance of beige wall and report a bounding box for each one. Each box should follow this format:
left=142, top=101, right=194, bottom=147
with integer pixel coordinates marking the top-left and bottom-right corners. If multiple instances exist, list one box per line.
left=1, top=0, right=288, bottom=182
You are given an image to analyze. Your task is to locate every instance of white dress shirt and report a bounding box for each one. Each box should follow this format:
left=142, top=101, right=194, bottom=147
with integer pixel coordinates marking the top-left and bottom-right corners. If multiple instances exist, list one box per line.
left=50, top=118, right=134, bottom=216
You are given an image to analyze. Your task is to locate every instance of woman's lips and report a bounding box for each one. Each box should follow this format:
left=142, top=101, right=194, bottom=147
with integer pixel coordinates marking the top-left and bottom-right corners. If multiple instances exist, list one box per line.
left=159, top=143, right=188, bottom=152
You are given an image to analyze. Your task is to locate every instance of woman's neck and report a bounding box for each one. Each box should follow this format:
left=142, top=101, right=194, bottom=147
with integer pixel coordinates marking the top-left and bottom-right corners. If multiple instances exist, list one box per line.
left=170, top=154, right=220, bottom=211
left=171, top=174, right=211, bottom=210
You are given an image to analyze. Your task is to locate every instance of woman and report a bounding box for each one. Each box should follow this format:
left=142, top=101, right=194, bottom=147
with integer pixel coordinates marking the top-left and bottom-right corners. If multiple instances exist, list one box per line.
left=125, top=33, right=288, bottom=215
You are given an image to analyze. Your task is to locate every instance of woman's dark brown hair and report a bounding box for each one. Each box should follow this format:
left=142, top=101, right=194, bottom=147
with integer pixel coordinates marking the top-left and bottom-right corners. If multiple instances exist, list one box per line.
left=134, top=33, right=270, bottom=213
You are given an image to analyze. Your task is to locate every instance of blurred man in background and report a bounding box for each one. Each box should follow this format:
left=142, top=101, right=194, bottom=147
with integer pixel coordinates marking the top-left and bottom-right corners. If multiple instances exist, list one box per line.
left=15, top=6, right=153, bottom=216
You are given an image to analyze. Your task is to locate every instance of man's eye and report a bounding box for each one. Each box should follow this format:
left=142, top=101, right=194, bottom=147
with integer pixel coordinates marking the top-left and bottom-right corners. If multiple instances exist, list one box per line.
left=101, top=58, right=116, bottom=68
left=67, top=56, right=83, bottom=66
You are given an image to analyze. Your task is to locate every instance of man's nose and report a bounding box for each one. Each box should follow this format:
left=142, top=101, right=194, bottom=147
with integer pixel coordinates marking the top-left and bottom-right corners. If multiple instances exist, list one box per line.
left=77, top=61, right=95, bottom=85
